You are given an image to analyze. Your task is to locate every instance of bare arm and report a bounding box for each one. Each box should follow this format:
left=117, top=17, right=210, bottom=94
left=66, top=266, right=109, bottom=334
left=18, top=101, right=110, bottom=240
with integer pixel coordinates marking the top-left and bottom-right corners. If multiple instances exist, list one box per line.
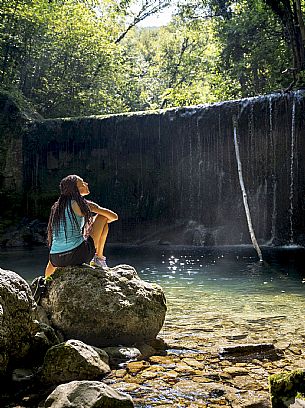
left=72, top=200, right=118, bottom=223
left=87, top=201, right=118, bottom=223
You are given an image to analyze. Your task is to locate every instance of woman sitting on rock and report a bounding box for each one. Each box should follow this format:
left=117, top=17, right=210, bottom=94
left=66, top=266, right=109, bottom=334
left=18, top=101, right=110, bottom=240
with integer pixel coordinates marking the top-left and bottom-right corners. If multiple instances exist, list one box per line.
left=45, top=175, right=118, bottom=278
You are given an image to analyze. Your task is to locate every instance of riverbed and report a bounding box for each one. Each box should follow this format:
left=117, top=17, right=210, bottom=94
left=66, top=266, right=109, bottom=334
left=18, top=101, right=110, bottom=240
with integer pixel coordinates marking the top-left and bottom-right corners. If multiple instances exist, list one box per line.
left=0, top=245, right=304, bottom=407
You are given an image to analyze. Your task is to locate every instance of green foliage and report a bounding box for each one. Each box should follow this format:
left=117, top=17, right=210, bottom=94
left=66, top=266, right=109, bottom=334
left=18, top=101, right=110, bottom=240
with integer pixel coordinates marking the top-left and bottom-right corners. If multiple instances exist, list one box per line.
left=0, top=0, right=298, bottom=116
left=0, top=0, right=127, bottom=117
left=216, top=0, right=293, bottom=95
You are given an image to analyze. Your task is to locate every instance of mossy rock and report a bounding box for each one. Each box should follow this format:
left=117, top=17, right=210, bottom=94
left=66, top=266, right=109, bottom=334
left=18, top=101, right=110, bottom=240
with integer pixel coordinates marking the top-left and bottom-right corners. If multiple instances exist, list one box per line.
left=269, top=370, right=305, bottom=407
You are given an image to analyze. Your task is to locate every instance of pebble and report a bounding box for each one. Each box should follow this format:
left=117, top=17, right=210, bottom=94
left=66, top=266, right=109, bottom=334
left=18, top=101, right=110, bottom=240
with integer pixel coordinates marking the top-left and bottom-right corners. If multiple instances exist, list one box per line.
left=126, top=361, right=149, bottom=373
left=107, top=317, right=304, bottom=407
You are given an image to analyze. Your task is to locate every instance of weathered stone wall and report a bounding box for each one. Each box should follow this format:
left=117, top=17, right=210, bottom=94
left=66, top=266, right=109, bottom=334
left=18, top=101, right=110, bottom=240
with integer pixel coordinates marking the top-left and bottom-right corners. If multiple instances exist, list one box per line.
left=2, top=91, right=305, bottom=246
left=0, top=92, right=41, bottom=241
left=0, top=94, right=23, bottom=197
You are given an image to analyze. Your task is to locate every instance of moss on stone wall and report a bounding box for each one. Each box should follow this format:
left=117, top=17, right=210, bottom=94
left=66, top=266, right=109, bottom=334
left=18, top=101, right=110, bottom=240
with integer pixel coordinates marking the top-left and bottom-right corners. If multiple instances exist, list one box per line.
left=269, top=370, right=305, bottom=407
left=0, top=91, right=41, bottom=228
left=2, top=91, right=305, bottom=245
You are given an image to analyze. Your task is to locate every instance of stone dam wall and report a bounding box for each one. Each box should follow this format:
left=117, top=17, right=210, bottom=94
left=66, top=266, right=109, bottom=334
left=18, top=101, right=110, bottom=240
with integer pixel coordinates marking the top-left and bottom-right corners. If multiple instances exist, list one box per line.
left=1, top=91, right=305, bottom=246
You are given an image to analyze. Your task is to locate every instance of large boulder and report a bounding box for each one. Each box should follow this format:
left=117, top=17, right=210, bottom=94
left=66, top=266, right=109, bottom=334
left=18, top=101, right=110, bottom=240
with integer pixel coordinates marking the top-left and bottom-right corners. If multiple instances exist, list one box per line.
left=41, top=339, right=110, bottom=384
left=40, top=264, right=166, bottom=347
left=269, top=370, right=305, bottom=407
left=44, top=380, right=134, bottom=408
left=0, top=268, right=36, bottom=374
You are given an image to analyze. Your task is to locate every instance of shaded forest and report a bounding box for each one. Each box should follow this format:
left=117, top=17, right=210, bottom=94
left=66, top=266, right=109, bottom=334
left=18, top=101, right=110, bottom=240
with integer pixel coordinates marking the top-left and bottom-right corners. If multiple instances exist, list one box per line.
left=1, top=0, right=305, bottom=118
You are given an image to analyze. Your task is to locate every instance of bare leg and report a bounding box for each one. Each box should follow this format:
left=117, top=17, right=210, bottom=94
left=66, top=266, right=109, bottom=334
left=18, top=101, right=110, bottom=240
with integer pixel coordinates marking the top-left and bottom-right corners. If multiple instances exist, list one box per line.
left=90, top=215, right=109, bottom=258
left=45, top=260, right=56, bottom=278
left=97, top=223, right=108, bottom=258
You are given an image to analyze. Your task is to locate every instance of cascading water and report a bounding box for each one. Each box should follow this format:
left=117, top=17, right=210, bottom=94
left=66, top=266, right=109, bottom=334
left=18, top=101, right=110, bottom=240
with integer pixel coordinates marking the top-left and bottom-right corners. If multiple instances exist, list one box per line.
left=268, top=95, right=277, bottom=245
left=22, top=91, right=305, bottom=246
left=289, top=96, right=296, bottom=244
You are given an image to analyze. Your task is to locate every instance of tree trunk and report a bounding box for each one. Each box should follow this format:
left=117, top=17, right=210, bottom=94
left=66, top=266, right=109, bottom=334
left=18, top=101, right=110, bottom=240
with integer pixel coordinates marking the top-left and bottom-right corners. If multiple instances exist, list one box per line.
left=264, top=0, right=305, bottom=71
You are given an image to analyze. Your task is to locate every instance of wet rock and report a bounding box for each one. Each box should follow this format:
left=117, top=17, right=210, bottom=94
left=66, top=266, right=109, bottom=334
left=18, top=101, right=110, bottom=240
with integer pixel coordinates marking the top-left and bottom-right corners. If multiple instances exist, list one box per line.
left=126, top=360, right=150, bottom=374
left=0, top=268, right=36, bottom=374
left=219, top=343, right=281, bottom=361
left=241, top=400, right=271, bottom=408
left=136, top=343, right=158, bottom=359
left=41, top=339, right=110, bottom=384
left=182, top=357, right=204, bottom=369
left=44, top=380, right=134, bottom=407
left=269, top=369, right=305, bottom=407
left=31, top=321, right=60, bottom=364
left=103, top=347, right=142, bottom=366
left=149, top=355, right=177, bottom=365
left=41, top=264, right=166, bottom=347
left=12, top=368, right=35, bottom=383
left=0, top=218, right=47, bottom=247
left=223, top=366, right=249, bottom=376
left=35, top=304, right=52, bottom=326
left=146, top=336, right=167, bottom=352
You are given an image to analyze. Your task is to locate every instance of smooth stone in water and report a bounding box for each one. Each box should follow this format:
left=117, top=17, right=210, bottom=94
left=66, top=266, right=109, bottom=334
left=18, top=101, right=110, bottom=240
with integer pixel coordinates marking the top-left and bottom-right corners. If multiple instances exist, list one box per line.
left=219, top=343, right=281, bottom=361
left=44, top=380, right=134, bottom=407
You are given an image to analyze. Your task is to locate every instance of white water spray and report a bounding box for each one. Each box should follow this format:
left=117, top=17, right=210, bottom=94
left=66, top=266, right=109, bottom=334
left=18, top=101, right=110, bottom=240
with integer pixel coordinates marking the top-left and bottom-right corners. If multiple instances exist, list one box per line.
left=233, top=118, right=263, bottom=262
left=289, top=97, right=296, bottom=244
left=269, top=96, right=277, bottom=244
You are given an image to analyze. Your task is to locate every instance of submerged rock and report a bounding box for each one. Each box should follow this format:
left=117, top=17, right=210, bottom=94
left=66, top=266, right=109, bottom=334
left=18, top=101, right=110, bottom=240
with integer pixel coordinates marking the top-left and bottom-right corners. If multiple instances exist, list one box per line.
left=219, top=343, right=282, bottom=361
left=41, top=339, right=110, bottom=384
left=0, top=268, right=36, bottom=374
left=44, top=380, right=134, bottom=407
left=41, top=264, right=167, bottom=347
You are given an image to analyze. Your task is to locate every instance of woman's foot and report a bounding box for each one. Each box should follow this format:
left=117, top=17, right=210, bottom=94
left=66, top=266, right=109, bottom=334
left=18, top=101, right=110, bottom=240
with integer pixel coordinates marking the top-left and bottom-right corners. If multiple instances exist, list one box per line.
left=90, top=255, right=108, bottom=268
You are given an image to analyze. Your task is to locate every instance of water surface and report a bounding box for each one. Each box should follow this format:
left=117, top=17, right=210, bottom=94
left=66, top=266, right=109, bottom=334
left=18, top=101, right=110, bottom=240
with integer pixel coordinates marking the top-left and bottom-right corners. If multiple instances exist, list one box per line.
left=1, top=245, right=304, bottom=349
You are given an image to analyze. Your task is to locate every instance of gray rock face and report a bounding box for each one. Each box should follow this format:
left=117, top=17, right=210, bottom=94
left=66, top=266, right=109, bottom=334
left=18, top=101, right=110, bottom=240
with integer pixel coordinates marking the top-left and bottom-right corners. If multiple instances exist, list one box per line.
left=41, top=339, right=110, bottom=384
left=41, top=264, right=167, bottom=347
left=44, top=380, right=134, bottom=408
left=31, top=321, right=60, bottom=364
left=0, top=268, right=36, bottom=374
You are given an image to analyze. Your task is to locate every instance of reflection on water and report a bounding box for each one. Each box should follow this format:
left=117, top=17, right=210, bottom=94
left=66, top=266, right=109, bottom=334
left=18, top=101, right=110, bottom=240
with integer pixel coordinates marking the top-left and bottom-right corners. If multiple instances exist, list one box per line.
left=0, top=245, right=304, bottom=348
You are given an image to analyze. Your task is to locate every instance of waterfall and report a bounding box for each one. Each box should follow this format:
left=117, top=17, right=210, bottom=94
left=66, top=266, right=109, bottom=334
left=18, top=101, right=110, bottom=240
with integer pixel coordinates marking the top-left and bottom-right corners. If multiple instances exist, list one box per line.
left=196, top=116, right=202, bottom=220
left=19, top=91, right=305, bottom=246
left=289, top=96, right=296, bottom=244
left=269, top=95, right=277, bottom=245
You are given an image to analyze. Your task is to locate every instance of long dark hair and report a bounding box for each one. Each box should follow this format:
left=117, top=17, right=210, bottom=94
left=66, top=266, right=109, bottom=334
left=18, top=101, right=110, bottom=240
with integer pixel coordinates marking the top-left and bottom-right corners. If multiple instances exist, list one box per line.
left=47, top=175, right=92, bottom=247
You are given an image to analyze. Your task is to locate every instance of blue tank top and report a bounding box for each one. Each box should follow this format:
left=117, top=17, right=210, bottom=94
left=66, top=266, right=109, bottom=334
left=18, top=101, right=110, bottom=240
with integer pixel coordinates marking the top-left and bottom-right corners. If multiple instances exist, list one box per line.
left=50, top=202, right=85, bottom=254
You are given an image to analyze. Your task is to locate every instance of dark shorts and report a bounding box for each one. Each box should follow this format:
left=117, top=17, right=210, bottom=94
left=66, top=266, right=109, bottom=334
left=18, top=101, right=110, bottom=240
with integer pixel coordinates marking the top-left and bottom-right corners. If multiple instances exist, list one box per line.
left=50, top=236, right=96, bottom=267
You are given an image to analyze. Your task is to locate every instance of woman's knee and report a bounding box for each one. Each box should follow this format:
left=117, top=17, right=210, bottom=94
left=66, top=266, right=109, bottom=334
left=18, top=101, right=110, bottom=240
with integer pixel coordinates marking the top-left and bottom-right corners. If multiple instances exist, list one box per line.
left=94, top=214, right=108, bottom=225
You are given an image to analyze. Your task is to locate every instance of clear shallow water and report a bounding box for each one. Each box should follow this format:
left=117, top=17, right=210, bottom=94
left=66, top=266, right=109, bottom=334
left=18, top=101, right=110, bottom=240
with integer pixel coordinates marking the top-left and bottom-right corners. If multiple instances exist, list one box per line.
left=0, top=245, right=304, bottom=349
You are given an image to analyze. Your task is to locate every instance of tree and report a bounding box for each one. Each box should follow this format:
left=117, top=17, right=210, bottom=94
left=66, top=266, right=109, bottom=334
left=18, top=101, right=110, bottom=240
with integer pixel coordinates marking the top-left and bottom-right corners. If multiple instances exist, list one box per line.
left=263, top=0, right=305, bottom=88
left=175, top=0, right=293, bottom=95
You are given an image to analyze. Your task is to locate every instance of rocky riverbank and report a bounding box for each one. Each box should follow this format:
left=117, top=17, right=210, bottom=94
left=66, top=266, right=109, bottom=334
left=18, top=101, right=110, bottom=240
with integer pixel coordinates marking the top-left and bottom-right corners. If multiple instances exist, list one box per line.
left=0, top=264, right=304, bottom=407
